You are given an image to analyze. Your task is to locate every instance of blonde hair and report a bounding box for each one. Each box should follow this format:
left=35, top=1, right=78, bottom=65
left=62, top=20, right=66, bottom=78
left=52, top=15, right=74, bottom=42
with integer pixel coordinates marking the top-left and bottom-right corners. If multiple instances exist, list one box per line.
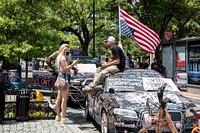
left=56, top=44, right=69, bottom=64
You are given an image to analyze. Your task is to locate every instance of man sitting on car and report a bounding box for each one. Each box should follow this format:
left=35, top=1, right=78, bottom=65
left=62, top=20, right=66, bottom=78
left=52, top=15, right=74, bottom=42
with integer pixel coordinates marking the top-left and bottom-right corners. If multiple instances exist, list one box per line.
left=83, top=36, right=125, bottom=94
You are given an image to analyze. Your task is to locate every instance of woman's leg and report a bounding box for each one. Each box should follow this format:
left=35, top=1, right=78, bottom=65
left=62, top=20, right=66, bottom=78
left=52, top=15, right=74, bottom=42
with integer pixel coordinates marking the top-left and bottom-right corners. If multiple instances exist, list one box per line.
left=60, top=88, right=69, bottom=118
left=56, top=90, right=62, bottom=117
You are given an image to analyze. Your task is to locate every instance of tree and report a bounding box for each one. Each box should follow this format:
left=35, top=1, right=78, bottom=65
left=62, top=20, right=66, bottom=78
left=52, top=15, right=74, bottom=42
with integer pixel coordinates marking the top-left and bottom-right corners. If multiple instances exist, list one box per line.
left=1, top=0, right=199, bottom=63
left=127, top=0, right=200, bottom=58
left=0, top=0, right=67, bottom=62
left=50, top=0, right=121, bottom=56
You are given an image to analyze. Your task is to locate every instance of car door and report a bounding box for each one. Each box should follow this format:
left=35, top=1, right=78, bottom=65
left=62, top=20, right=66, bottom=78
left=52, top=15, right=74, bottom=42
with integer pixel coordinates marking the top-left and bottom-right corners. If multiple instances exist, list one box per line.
left=94, top=91, right=103, bottom=123
left=87, top=93, right=95, bottom=118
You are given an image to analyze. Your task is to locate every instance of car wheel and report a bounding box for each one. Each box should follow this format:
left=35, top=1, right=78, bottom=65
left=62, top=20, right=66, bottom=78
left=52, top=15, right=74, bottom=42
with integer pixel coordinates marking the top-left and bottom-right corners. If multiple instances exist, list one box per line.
left=85, top=100, right=92, bottom=121
left=101, top=110, right=109, bottom=133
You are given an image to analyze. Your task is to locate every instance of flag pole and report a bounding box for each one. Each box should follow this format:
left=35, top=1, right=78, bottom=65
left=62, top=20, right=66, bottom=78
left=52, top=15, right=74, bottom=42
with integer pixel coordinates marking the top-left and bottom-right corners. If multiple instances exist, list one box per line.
left=118, top=5, right=123, bottom=51
left=118, top=6, right=121, bottom=42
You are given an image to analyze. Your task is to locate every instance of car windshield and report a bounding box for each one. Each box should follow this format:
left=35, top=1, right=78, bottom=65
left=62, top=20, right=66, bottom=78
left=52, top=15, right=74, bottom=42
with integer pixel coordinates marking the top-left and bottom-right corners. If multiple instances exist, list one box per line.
left=123, top=69, right=163, bottom=78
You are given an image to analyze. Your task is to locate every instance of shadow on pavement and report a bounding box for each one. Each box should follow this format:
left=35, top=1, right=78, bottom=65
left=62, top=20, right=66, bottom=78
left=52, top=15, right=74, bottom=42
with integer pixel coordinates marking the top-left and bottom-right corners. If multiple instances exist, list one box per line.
left=68, top=104, right=101, bottom=132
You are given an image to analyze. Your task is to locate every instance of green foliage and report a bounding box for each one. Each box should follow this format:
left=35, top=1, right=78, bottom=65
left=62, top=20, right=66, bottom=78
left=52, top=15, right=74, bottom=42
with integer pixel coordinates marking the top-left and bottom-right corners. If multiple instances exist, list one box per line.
left=0, top=0, right=199, bottom=64
left=127, top=0, right=200, bottom=58
left=0, top=0, right=67, bottom=62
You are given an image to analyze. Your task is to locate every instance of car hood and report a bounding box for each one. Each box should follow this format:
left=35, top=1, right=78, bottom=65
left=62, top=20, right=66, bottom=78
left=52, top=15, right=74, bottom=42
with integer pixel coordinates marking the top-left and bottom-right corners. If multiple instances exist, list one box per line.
left=110, top=91, right=196, bottom=111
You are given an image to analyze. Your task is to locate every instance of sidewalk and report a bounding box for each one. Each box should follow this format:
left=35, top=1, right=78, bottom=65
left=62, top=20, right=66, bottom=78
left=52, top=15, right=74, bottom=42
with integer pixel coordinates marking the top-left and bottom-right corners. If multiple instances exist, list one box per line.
left=179, top=91, right=200, bottom=106
left=1, top=96, right=88, bottom=133
left=179, top=91, right=200, bottom=100
left=0, top=120, right=87, bottom=133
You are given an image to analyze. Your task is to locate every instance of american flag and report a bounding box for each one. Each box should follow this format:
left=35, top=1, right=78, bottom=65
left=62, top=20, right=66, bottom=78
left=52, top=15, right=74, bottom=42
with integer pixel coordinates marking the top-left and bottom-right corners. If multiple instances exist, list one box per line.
left=120, top=7, right=160, bottom=54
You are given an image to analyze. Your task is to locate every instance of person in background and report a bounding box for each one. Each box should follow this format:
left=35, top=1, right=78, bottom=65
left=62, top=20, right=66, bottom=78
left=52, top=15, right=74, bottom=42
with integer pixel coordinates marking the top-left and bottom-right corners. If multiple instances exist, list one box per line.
left=127, top=54, right=134, bottom=69
left=46, top=40, right=77, bottom=74
left=83, top=36, right=125, bottom=94
left=139, top=58, right=149, bottom=69
left=151, top=58, right=161, bottom=72
left=46, top=40, right=78, bottom=83
left=54, top=44, right=78, bottom=124
left=151, top=58, right=166, bottom=77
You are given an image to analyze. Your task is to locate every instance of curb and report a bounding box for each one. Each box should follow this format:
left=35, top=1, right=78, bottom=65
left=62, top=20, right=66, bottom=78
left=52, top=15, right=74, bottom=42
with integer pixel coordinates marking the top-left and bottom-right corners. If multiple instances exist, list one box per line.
left=179, top=91, right=200, bottom=99
left=179, top=91, right=200, bottom=106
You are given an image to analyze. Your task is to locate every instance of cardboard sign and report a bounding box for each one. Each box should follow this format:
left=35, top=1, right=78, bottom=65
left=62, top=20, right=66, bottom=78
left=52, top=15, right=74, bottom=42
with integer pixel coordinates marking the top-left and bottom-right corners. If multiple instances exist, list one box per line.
left=143, top=78, right=179, bottom=92
left=106, top=78, right=143, bottom=91
left=77, top=64, right=96, bottom=73
left=33, top=70, right=56, bottom=90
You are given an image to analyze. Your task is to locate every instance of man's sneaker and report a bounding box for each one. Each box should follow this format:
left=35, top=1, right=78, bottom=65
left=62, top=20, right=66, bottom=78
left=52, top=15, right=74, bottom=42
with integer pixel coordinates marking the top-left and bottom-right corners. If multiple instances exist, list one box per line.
left=89, top=89, right=96, bottom=96
left=60, top=118, right=73, bottom=124
left=82, top=85, right=92, bottom=92
left=55, top=115, right=61, bottom=122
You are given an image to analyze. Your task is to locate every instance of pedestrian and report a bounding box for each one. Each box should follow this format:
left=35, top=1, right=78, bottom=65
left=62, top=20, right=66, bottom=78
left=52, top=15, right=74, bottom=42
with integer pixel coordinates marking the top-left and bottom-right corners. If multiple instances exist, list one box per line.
left=46, top=40, right=78, bottom=81
left=151, top=58, right=161, bottom=72
left=151, top=58, right=166, bottom=76
left=83, top=36, right=125, bottom=94
left=139, top=58, right=149, bottom=69
left=54, top=44, right=78, bottom=124
left=127, top=53, right=134, bottom=68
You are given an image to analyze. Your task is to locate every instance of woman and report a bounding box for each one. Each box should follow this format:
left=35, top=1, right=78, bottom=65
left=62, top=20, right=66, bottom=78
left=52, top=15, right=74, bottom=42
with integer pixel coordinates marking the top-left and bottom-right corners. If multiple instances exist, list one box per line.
left=55, top=44, right=78, bottom=123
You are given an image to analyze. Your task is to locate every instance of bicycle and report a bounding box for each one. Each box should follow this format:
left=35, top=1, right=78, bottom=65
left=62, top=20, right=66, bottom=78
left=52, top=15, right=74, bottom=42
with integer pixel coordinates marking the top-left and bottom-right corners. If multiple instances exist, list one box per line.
left=191, top=109, right=200, bottom=133
left=50, top=73, right=87, bottom=109
left=138, top=83, right=179, bottom=133
left=192, top=126, right=200, bottom=133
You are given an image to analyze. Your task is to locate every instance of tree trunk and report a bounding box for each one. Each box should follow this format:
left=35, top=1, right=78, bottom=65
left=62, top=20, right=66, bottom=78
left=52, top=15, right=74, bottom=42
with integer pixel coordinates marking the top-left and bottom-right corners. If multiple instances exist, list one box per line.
left=81, top=43, right=89, bottom=56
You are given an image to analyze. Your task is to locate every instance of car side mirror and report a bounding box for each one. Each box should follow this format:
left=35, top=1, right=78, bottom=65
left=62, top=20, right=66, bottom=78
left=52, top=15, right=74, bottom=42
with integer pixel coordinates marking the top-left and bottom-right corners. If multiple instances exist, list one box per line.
left=109, top=88, right=115, bottom=93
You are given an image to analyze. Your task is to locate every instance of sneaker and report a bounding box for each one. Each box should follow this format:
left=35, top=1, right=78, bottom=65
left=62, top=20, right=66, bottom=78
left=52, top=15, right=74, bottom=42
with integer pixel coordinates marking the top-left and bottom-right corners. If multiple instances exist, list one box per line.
left=82, top=85, right=92, bottom=92
left=60, top=118, right=73, bottom=124
left=89, top=89, right=96, bottom=96
left=55, top=115, right=61, bottom=122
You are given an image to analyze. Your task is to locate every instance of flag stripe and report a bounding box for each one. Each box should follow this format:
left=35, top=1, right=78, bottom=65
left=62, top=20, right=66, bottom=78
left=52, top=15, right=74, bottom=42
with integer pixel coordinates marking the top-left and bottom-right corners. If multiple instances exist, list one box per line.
left=120, top=8, right=160, bottom=43
left=121, top=14, right=157, bottom=51
left=134, top=32, right=156, bottom=52
left=119, top=7, right=160, bottom=54
left=134, top=32, right=156, bottom=50
left=120, top=11, right=160, bottom=46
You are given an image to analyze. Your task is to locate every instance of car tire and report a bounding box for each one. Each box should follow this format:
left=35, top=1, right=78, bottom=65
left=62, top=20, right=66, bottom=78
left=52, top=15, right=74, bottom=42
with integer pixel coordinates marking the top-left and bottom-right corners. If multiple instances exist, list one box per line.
left=85, top=100, right=92, bottom=121
left=101, top=110, right=110, bottom=133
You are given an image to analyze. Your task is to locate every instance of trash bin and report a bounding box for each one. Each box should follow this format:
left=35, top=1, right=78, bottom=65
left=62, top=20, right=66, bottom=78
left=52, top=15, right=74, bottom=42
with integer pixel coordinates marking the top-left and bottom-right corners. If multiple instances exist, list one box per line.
left=16, top=89, right=30, bottom=121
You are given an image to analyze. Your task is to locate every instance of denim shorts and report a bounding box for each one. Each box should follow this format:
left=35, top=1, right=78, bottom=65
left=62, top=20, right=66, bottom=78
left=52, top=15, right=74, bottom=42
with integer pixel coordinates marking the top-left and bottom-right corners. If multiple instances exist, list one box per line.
left=58, top=73, right=68, bottom=80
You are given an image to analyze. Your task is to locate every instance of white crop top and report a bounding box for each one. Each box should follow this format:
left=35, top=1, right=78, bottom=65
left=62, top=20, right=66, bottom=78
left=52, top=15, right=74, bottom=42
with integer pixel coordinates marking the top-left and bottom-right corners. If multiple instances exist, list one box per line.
left=56, top=55, right=68, bottom=72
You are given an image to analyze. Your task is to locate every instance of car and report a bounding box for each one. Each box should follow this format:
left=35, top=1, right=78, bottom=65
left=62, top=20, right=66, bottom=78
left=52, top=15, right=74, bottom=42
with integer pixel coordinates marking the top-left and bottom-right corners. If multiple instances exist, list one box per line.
left=85, top=69, right=198, bottom=133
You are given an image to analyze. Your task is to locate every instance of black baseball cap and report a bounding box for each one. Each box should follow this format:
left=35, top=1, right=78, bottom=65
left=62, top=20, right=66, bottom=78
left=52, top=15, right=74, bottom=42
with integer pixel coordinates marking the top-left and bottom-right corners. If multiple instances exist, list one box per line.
left=60, top=40, right=70, bottom=46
